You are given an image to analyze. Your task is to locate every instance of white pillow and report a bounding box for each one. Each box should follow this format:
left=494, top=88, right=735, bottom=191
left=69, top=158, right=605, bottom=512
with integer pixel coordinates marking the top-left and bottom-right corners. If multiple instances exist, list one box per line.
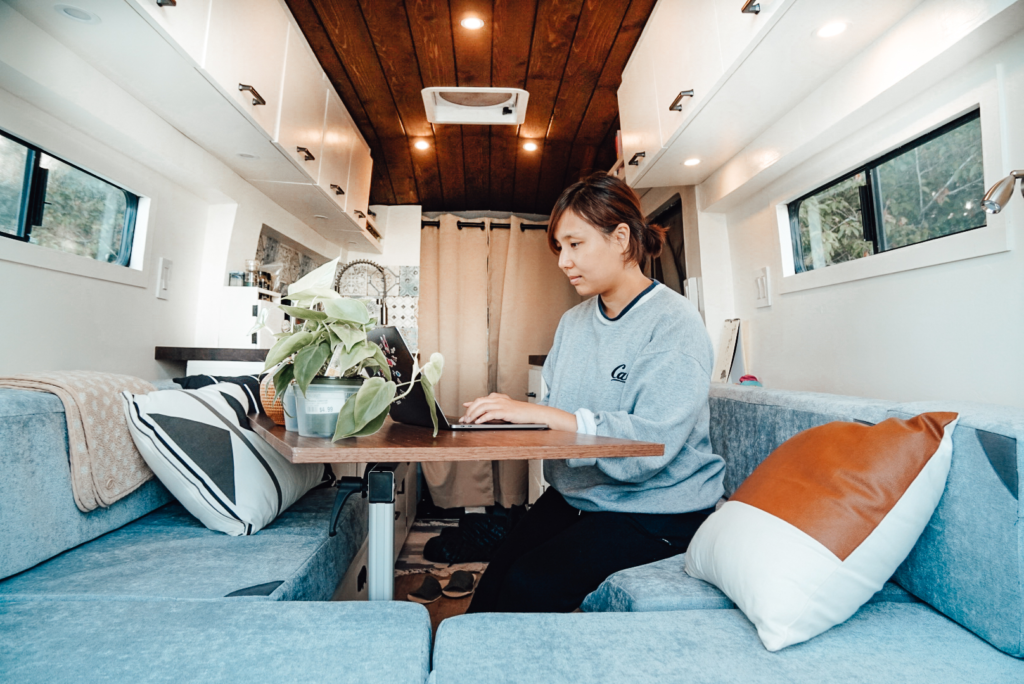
left=122, top=384, right=325, bottom=536
left=685, top=412, right=958, bottom=651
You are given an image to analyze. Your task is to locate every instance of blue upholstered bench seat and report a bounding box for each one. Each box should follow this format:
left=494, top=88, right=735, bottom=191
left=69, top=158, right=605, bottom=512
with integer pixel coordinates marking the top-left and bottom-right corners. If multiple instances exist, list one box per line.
left=430, top=603, right=1024, bottom=683
left=0, top=487, right=367, bottom=602
left=582, top=552, right=918, bottom=613
left=0, top=599, right=431, bottom=684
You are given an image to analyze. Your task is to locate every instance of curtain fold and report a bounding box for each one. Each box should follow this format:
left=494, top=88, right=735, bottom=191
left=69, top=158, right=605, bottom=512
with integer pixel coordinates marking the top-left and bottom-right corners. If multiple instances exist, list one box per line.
left=419, top=214, right=580, bottom=509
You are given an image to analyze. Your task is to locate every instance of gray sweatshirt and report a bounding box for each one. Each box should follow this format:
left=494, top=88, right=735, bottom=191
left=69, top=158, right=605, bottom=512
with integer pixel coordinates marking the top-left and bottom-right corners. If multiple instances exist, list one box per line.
left=541, top=281, right=725, bottom=514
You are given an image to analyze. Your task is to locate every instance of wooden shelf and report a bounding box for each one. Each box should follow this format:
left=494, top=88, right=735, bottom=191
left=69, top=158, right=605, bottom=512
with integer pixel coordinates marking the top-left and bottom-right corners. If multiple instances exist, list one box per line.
left=250, top=413, right=663, bottom=464
left=155, top=347, right=268, bottom=363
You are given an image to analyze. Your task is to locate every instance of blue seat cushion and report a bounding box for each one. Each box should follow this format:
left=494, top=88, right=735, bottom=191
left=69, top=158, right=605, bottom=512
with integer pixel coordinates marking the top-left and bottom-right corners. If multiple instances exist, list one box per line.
left=708, top=385, right=895, bottom=496
left=888, top=400, right=1024, bottom=658
left=0, top=488, right=366, bottom=601
left=431, top=603, right=1023, bottom=683
left=581, top=553, right=918, bottom=613
left=0, top=389, right=172, bottom=580
left=0, top=598, right=430, bottom=684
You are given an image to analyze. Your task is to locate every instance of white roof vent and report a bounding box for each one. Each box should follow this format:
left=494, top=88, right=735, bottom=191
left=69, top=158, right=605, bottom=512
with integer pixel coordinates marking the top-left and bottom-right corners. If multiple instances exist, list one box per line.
left=422, top=87, right=529, bottom=125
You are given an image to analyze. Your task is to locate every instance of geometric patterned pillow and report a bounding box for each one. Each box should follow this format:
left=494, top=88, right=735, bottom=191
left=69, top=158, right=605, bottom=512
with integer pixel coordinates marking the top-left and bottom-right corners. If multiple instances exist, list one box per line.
left=685, top=412, right=959, bottom=651
left=122, top=384, right=324, bottom=536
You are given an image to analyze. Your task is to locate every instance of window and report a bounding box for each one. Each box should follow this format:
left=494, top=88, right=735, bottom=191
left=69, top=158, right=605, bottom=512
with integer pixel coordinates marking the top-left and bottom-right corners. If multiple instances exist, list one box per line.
left=0, top=130, right=138, bottom=265
left=789, top=110, right=986, bottom=273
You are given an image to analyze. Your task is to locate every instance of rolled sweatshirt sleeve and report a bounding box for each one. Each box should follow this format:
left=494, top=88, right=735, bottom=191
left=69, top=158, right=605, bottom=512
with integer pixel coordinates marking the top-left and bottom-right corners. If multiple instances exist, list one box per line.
left=566, top=348, right=711, bottom=484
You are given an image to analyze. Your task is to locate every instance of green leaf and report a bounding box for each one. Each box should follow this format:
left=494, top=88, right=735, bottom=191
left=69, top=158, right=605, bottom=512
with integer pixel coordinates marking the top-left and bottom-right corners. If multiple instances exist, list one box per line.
left=353, top=377, right=396, bottom=426
left=279, top=305, right=328, bottom=321
left=264, top=331, right=314, bottom=370
left=329, top=340, right=377, bottom=376
left=324, top=298, right=370, bottom=325
left=420, top=352, right=444, bottom=386
left=421, top=377, right=439, bottom=438
left=329, top=324, right=366, bottom=352
left=272, top=364, right=294, bottom=407
left=332, top=395, right=359, bottom=440
left=369, top=344, right=392, bottom=381
left=351, top=407, right=389, bottom=437
left=285, top=286, right=341, bottom=304
left=294, top=341, right=331, bottom=395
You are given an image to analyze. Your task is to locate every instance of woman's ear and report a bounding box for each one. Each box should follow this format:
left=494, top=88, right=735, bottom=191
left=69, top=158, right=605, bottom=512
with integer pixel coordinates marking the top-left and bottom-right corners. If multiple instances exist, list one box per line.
left=613, top=223, right=631, bottom=256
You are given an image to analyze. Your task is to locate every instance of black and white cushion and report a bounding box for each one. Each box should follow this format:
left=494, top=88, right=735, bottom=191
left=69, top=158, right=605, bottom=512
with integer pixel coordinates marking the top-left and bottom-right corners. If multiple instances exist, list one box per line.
left=122, top=384, right=324, bottom=536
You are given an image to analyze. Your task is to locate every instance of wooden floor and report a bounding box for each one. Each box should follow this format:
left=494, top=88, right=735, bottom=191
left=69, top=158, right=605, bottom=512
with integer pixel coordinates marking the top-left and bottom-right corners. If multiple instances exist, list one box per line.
left=394, top=573, right=475, bottom=634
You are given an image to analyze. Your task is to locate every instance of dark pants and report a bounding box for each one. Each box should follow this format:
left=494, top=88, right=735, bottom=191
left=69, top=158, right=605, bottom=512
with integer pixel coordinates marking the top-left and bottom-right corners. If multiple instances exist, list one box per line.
left=467, top=488, right=712, bottom=613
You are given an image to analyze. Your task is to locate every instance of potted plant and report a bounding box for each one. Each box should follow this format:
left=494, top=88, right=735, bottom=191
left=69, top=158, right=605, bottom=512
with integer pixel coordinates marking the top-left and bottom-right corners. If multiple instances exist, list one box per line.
left=253, top=259, right=443, bottom=440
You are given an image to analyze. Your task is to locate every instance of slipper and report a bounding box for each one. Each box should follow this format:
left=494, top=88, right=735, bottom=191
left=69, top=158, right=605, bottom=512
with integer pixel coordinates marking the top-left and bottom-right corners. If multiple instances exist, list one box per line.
left=441, top=570, right=477, bottom=599
left=407, top=575, right=443, bottom=604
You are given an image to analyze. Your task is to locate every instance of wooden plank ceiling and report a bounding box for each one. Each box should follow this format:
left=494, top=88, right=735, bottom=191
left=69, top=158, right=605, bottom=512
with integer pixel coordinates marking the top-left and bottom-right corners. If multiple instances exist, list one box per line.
left=286, top=0, right=657, bottom=215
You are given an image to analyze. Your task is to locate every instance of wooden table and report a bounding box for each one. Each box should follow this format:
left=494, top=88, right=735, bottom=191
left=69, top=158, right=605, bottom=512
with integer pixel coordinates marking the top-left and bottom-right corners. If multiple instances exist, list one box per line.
left=250, top=414, right=664, bottom=464
left=250, top=413, right=664, bottom=600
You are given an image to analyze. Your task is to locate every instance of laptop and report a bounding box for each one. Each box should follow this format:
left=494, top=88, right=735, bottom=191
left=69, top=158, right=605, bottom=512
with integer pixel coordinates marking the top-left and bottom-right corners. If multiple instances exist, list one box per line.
left=367, top=326, right=548, bottom=431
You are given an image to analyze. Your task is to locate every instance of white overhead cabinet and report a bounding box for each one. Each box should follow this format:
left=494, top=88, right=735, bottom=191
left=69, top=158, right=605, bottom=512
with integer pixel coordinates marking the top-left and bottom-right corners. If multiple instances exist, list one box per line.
left=204, top=0, right=289, bottom=139
left=347, top=137, right=373, bottom=232
left=120, top=0, right=378, bottom=250
left=135, top=0, right=211, bottom=65
left=648, top=0, right=723, bottom=147
left=618, top=45, right=661, bottom=186
left=275, top=24, right=329, bottom=180
left=318, top=92, right=357, bottom=213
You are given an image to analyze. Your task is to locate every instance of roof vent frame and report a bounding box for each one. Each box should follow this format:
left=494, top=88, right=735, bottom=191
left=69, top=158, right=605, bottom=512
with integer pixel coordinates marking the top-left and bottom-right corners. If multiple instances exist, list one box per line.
left=422, top=87, right=529, bottom=125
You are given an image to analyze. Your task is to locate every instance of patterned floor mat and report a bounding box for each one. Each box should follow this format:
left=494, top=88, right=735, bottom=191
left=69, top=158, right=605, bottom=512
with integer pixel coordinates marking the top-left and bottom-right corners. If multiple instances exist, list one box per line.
left=395, top=519, right=489, bottom=578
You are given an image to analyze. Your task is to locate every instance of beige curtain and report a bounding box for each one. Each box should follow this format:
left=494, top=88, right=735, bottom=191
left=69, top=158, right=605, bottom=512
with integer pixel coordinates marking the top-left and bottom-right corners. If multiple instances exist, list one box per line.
left=419, top=214, right=580, bottom=509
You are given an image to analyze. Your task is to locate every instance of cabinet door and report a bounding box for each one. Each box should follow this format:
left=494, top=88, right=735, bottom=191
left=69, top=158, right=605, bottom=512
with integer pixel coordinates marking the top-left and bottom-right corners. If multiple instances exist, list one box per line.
left=318, top=92, right=355, bottom=212
left=204, top=0, right=288, bottom=137
left=714, top=0, right=773, bottom=71
left=617, top=40, right=661, bottom=186
left=134, top=0, right=211, bottom=65
left=651, top=0, right=724, bottom=146
left=277, top=24, right=328, bottom=180
left=346, top=135, right=373, bottom=230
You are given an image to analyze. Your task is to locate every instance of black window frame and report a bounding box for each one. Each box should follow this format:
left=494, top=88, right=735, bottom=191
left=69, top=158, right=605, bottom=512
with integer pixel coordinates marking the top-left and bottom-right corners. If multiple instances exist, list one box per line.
left=788, top=109, right=985, bottom=273
left=0, top=128, right=139, bottom=266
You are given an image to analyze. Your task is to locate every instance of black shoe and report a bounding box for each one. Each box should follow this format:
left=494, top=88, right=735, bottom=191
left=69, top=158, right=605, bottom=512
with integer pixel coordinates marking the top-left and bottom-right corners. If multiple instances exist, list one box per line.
left=407, top=575, right=443, bottom=604
left=441, top=570, right=478, bottom=599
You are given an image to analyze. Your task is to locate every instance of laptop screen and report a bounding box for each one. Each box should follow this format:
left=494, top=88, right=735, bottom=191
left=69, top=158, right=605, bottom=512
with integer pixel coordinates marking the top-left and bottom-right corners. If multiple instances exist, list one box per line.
left=366, top=326, right=446, bottom=429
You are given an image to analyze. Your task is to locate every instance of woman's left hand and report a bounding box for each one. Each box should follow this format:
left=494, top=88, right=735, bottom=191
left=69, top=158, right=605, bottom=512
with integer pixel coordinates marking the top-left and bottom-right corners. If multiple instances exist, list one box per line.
left=460, top=393, right=533, bottom=424
left=460, top=393, right=579, bottom=432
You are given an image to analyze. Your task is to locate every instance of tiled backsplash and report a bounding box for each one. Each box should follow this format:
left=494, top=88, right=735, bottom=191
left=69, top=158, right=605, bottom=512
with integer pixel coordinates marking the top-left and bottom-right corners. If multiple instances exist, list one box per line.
left=254, top=232, right=326, bottom=292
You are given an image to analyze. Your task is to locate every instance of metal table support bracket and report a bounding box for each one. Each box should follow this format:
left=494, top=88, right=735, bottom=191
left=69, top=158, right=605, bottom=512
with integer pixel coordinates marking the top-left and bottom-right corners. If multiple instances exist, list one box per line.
left=367, top=464, right=397, bottom=601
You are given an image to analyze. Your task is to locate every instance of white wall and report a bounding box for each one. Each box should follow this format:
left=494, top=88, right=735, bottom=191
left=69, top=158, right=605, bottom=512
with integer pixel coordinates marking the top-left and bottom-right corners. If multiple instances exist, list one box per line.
left=0, top=2, right=345, bottom=378
left=717, top=31, right=1024, bottom=408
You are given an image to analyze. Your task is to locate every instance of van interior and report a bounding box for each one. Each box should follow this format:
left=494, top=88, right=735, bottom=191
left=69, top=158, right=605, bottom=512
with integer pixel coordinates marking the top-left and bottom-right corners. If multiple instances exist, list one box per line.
left=1, top=1, right=1023, bottom=682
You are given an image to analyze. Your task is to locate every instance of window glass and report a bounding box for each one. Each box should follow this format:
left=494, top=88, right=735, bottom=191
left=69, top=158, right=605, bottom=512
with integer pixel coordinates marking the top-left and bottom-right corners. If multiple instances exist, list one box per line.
left=795, top=172, right=874, bottom=271
left=790, top=111, right=985, bottom=273
left=0, top=135, right=28, bottom=237
left=874, top=116, right=986, bottom=250
left=32, top=154, right=129, bottom=263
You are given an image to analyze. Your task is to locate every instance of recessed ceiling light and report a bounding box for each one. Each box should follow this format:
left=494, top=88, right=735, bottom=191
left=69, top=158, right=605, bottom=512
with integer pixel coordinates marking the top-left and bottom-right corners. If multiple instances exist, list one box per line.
left=461, top=17, right=485, bottom=30
left=54, top=4, right=100, bottom=23
left=414, top=140, right=430, bottom=150
left=817, top=21, right=847, bottom=38
left=237, top=152, right=259, bottom=160
left=523, top=142, right=538, bottom=152
left=684, top=158, right=701, bottom=166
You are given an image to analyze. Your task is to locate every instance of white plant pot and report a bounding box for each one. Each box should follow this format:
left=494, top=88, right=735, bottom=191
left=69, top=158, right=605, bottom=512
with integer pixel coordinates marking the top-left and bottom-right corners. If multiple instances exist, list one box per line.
left=294, top=377, right=363, bottom=439
left=282, top=383, right=299, bottom=432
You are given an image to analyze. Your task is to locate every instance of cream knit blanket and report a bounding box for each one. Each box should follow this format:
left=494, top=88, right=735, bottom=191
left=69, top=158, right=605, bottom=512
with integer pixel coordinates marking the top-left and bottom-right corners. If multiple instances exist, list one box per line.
left=0, top=371, right=156, bottom=512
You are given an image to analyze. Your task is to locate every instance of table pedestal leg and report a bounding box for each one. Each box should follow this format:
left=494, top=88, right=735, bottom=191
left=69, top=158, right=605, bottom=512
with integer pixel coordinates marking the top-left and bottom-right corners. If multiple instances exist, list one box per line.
left=367, top=466, right=396, bottom=601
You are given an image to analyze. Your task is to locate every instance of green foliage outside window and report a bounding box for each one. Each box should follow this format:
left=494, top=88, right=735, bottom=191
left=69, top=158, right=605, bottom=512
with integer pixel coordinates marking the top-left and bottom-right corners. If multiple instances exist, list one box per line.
left=791, top=112, right=986, bottom=272
left=0, top=131, right=136, bottom=265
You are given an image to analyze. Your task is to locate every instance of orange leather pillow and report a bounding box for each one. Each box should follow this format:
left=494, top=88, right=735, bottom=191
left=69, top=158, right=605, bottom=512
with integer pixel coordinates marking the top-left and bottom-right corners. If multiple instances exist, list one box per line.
left=685, top=412, right=958, bottom=651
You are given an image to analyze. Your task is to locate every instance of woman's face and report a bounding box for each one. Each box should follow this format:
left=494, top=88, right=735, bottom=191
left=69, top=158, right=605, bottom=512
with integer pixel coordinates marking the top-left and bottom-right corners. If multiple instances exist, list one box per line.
left=553, top=211, right=630, bottom=298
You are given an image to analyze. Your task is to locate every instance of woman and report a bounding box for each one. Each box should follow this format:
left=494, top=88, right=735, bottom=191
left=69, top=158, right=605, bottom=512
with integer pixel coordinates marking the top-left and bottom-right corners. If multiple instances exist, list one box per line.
left=460, top=173, right=725, bottom=613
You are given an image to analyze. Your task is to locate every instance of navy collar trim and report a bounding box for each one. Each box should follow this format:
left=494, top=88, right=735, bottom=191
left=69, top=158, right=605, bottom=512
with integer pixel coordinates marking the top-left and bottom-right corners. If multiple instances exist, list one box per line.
left=598, top=280, right=659, bottom=322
